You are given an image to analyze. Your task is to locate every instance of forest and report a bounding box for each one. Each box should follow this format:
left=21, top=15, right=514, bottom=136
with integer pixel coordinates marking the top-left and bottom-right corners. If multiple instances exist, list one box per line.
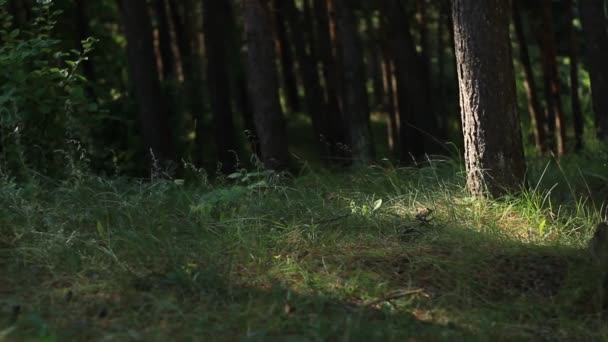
left=1, top=0, right=608, bottom=340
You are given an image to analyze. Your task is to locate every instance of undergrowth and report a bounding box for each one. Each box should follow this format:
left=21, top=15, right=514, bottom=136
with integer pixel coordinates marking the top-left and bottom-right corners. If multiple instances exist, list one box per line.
left=1, top=154, right=608, bottom=341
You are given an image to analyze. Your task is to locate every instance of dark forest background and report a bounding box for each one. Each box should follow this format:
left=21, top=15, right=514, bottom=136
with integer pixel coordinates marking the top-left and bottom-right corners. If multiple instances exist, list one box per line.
left=1, top=0, right=607, bottom=180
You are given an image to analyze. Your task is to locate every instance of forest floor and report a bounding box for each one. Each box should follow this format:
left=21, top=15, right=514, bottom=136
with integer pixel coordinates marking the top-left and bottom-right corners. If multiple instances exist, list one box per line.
left=2, top=153, right=608, bottom=341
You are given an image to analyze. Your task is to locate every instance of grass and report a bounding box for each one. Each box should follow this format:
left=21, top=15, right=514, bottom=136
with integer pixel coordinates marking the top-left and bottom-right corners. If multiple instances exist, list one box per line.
left=1, top=154, right=608, bottom=341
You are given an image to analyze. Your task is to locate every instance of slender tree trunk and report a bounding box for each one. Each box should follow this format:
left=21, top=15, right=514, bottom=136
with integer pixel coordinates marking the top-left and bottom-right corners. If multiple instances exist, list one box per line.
left=538, top=0, right=566, bottom=155
left=202, top=0, right=239, bottom=173
left=313, top=0, right=347, bottom=161
left=565, top=0, right=584, bottom=151
left=333, top=0, right=375, bottom=164
left=452, top=0, right=525, bottom=197
left=382, top=0, right=430, bottom=161
left=279, top=0, right=332, bottom=159
left=512, top=1, right=547, bottom=153
left=243, top=0, right=290, bottom=170
left=274, top=7, right=301, bottom=114
left=580, top=0, right=608, bottom=142
left=119, top=0, right=175, bottom=167
left=154, top=0, right=176, bottom=81
left=168, top=0, right=206, bottom=163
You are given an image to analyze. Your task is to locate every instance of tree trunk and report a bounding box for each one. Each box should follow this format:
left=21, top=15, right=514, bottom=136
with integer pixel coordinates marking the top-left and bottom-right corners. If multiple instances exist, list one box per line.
left=512, top=1, right=548, bottom=153
left=243, top=0, right=290, bottom=170
left=452, top=0, right=525, bottom=197
left=313, top=0, right=348, bottom=162
left=279, top=0, right=332, bottom=160
left=565, top=0, right=584, bottom=151
left=537, top=0, right=566, bottom=155
left=333, top=0, right=375, bottom=164
left=274, top=6, right=301, bottom=114
left=154, top=0, right=176, bottom=81
left=202, top=0, right=239, bottom=173
left=382, top=0, right=429, bottom=161
left=119, top=0, right=175, bottom=167
left=580, top=0, right=608, bottom=142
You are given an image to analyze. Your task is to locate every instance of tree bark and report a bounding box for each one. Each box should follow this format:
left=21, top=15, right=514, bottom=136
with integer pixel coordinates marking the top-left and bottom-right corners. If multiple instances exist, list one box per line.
left=452, top=0, right=525, bottom=197
left=202, top=0, right=239, bottom=173
left=119, top=0, right=175, bottom=167
left=243, top=0, right=290, bottom=170
left=333, top=0, right=375, bottom=164
left=313, top=0, right=348, bottom=161
left=512, top=1, right=548, bottom=153
left=537, top=0, right=566, bottom=155
left=580, top=0, right=608, bottom=142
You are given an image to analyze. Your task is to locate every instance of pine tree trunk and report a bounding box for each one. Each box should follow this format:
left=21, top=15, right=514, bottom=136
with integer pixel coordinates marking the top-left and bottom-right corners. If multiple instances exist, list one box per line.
left=333, top=0, right=375, bottom=164
left=243, top=0, right=290, bottom=170
left=119, top=0, right=175, bottom=168
left=202, top=0, right=238, bottom=173
left=452, top=0, right=525, bottom=197
left=512, top=1, right=547, bottom=153
left=580, top=0, right=608, bottom=142
left=279, top=0, right=332, bottom=160
left=313, top=0, right=348, bottom=162
left=537, top=0, right=566, bottom=155
left=382, top=0, right=430, bottom=161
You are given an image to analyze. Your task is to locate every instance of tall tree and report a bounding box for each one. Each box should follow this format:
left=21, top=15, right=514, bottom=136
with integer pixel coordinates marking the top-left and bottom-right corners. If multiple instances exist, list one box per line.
left=537, top=0, right=566, bottom=155
left=382, top=0, right=431, bottom=160
left=153, top=0, right=176, bottom=81
left=202, top=0, right=239, bottom=173
left=278, top=0, right=331, bottom=159
left=312, top=0, right=347, bottom=161
left=333, top=0, right=375, bottom=164
left=119, top=0, right=175, bottom=167
left=513, top=1, right=547, bottom=153
left=243, top=0, right=290, bottom=170
left=580, top=0, right=608, bottom=142
left=452, top=0, right=525, bottom=197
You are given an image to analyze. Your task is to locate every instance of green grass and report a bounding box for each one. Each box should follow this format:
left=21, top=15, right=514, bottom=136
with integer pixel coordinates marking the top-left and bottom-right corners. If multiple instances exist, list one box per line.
left=1, top=155, right=608, bottom=341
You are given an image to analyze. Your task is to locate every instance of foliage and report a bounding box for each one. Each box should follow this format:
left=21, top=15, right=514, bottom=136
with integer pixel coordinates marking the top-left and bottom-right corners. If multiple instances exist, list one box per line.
left=0, top=0, right=96, bottom=179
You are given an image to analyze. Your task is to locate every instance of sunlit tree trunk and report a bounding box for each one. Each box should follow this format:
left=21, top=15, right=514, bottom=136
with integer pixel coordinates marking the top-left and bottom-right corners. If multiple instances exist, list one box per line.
left=452, top=0, right=525, bottom=197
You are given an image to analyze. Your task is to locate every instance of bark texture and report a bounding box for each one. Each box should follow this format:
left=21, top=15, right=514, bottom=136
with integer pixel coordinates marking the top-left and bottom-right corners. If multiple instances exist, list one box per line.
left=243, top=0, right=290, bottom=170
left=452, top=0, right=525, bottom=197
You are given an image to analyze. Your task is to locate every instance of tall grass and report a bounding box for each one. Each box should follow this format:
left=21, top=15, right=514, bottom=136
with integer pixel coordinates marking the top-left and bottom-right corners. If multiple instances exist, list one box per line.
left=1, top=153, right=607, bottom=340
